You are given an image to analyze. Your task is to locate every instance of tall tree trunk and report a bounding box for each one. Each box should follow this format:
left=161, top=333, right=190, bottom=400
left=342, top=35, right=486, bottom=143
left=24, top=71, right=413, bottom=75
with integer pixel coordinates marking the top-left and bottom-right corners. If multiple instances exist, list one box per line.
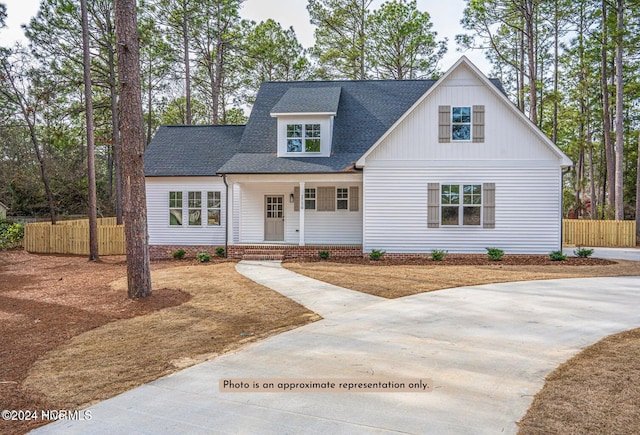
left=212, top=37, right=223, bottom=125
left=359, top=0, right=366, bottom=80
left=183, top=10, right=192, bottom=125
left=106, top=14, right=123, bottom=225
left=147, top=64, right=153, bottom=145
left=0, top=62, right=57, bottom=224
left=81, top=0, right=99, bottom=261
left=518, top=22, right=526, bottom=113
left=34, top=136, right=56, bottom=224
left=524, top=0, right=537, bottom=124
left=614, top=0, right=624, bottom=220
left=114, top=0, right=152, bottom=299
left=636, top=131, right=640, bottom=243
left=589, top=130, right=597, bottom=220
left=552, top=0, right=559, bottom=143
left=601, top=0, right=615, bottom=216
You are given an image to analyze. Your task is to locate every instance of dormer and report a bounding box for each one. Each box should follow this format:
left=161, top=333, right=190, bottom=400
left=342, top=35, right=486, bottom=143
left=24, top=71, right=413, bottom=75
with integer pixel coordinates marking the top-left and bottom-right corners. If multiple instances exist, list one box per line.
left=271, top=87, right=341, bottom=157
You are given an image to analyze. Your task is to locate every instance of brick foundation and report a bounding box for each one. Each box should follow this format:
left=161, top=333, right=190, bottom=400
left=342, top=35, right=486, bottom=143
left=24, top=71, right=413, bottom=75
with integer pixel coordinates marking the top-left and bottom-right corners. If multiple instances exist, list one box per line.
left=150, top=244, right=363, bottom=260
left=149, top=245, right=225, bottom=261
left=149, top=245, right=458, bottom=261
left=227, top=244, right=363, bottom=259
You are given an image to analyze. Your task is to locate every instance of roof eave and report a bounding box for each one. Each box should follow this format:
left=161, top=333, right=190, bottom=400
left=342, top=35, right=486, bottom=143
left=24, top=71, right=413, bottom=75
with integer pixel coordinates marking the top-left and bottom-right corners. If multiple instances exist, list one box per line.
left=270, top=112, right=337, bottom=117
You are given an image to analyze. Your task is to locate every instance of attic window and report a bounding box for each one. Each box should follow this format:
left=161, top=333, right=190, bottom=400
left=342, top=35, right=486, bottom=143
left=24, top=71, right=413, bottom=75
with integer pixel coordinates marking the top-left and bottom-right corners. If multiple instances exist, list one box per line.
left=287, top=123, right=321, bottom=153
left=452, top=107, right=471, bottom=141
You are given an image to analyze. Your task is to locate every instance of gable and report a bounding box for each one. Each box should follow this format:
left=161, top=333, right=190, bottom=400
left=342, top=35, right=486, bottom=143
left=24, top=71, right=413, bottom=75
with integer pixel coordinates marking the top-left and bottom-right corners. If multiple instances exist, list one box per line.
left=358, top=57, right=572, bottom=167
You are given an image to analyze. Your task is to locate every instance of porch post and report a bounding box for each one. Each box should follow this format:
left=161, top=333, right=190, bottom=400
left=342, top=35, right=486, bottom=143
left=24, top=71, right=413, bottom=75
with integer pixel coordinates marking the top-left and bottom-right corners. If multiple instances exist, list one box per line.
left=227, top=181, right=234, bottom=244
left=299, top=181, right=305, bottom=246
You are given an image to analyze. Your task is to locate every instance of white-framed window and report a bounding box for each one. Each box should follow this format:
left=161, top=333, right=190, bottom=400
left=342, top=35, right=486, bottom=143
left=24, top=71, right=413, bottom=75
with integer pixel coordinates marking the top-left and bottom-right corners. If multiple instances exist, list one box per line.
left=336, top=188, right=348, bottom=210
left=452, top=107, right=471, bottom=141
left=441, top=184, right=481, bottom=226
left=207, top=191, right=221, bottom=226
left=304, top=188, right=316, bottom=210
left=188, top=191, right=202, bottom=226
left=287, top=123, right=321, bottom=153
left=169, top=191, right=183, bottom=226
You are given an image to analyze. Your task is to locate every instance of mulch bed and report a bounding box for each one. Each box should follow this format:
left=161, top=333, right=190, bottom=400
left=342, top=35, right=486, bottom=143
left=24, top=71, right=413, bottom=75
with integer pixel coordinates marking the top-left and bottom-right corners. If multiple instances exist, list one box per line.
left=284, top=254, right=615, bottom=266
left=0, top=251, right=193, bottom=435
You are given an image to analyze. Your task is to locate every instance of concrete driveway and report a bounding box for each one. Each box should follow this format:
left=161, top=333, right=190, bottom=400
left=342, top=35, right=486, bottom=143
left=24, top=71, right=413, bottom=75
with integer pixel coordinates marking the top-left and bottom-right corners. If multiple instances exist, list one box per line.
left=563, top=246, right=640, bottom=262
left=32, top=261, right=640, bottom=435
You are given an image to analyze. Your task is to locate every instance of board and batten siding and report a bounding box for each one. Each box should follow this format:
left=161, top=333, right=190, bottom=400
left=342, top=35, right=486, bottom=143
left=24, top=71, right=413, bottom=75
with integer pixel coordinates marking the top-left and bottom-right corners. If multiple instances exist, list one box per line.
left=363, top=165, right=561, bottom=254
left=237, top=182, right=362, bottom=245
left=361, top=63, right=566, bottom=254
left=367, top=64, right=560, bottom=163
left=146, top=177, right=227, bottom=246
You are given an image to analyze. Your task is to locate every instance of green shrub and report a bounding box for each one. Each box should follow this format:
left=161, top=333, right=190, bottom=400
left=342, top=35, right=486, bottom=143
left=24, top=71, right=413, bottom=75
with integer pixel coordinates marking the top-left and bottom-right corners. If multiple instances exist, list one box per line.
left=215, top=247, right=226, bottom=257
left=318, top=250, right=330, bottom=260
left=0, top=221, right=24, bottom=249
left=431, top=249, right=447, bottom=261
left=172, top=249, right=186, bottom=260
left=573, top=247, right=594, bottom=258
left=197, top=252, right=211, bottom=263
left=369, top=249, right=385, bottom=260
left=486, top=247, right=504, bottom=261
left=549, top=250, right=567, bottom=261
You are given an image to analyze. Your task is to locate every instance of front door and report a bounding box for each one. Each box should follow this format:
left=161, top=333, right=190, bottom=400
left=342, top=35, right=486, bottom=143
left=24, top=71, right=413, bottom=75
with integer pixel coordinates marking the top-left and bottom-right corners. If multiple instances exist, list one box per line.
left=264, top=195, right=284, bottom=241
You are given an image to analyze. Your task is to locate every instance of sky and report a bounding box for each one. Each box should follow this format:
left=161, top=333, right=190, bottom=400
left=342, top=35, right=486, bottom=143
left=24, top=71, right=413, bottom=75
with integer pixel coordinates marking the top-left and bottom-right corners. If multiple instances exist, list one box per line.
left=0, top=0, right=491, bottom=73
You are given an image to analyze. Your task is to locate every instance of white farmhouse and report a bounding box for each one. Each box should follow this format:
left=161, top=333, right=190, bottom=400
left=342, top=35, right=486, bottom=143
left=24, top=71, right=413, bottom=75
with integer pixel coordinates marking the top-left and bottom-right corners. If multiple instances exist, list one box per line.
left=144, top=57, right=571, bottom=259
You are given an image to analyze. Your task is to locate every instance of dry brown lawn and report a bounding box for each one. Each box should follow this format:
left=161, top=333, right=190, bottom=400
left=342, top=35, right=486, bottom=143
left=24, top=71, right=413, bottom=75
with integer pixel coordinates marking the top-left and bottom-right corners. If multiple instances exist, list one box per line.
left=283, top=257, right=640, bottom=298
left=518, top=328, right=640, bottom=434
left=0, top=251, right=316, bottom=435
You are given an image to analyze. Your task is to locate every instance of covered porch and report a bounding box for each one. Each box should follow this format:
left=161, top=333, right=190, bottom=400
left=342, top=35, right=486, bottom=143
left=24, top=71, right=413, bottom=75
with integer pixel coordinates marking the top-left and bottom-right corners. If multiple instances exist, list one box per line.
left=226, top=173, right=363, bottom=249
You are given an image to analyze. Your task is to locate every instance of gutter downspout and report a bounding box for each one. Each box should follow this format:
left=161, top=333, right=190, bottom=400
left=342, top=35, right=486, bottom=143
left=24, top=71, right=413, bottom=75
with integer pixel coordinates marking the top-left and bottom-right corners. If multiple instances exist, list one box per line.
left=561, top=166, right=573, bottom=251
left=222, top=174, right=228, bottom=258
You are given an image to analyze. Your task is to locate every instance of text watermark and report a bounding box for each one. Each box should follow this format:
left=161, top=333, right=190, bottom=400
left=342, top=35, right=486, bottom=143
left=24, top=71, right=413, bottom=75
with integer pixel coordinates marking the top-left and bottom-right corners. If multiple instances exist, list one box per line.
left=220, top=378, right=432, bottom=393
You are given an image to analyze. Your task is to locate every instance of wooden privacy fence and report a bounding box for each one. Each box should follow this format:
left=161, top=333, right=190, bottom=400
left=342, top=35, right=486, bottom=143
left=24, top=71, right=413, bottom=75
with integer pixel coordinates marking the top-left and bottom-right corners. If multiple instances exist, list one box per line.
left=24, top=218, right=125, bottom=255
left=563, top=219, right=637, bottom=248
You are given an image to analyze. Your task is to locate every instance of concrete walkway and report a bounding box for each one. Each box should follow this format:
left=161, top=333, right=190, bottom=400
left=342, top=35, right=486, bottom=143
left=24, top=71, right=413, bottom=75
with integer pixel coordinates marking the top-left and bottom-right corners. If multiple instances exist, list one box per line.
left=32, top=262, right=640, bottom=435
left=236, top=260, right=384, bottom=317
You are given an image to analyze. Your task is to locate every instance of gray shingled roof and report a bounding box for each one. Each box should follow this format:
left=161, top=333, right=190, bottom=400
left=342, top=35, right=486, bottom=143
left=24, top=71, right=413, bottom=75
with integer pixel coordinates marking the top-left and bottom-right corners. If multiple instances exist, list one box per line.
left=270, top=87, right=341, bottom=114
left=146, top=78, right=508, bottom=175
left=219, top=80, right=437, bottom=173
left=145, top=125, right=245, bottom=176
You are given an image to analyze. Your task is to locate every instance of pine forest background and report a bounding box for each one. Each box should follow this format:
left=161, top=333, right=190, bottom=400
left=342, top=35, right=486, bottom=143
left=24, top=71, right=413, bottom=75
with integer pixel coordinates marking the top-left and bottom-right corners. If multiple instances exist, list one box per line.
left=0, top=0, right=639, bottom=240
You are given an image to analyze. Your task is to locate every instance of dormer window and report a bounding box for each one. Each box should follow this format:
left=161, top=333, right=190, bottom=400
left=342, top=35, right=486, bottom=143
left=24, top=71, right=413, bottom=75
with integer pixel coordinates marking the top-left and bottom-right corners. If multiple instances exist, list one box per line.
left=271, top=86, right=341, bottom=157
left=287, top=123, right=321, bottom=153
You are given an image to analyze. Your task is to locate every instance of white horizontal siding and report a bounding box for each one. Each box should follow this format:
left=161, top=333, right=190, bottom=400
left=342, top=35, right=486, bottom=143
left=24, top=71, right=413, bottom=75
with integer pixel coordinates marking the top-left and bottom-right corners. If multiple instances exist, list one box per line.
left=239, top=184, right=291, bottom=243
left=368, top=64, right=560, bottom=163
left=363, top=165, right=561, bottom=254
left=238, top=182, right=362, bottom=244
left=146, top=177, right=227, bottom=246
left=303, top=184, right=362, bottom=244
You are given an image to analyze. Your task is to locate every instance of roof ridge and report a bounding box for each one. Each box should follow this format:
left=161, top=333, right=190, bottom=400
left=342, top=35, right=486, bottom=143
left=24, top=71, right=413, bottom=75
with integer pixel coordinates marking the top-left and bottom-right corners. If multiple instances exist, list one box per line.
left=161, top=124, right=246, bottom=128
left=264, top=79, right=438, bottom=84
